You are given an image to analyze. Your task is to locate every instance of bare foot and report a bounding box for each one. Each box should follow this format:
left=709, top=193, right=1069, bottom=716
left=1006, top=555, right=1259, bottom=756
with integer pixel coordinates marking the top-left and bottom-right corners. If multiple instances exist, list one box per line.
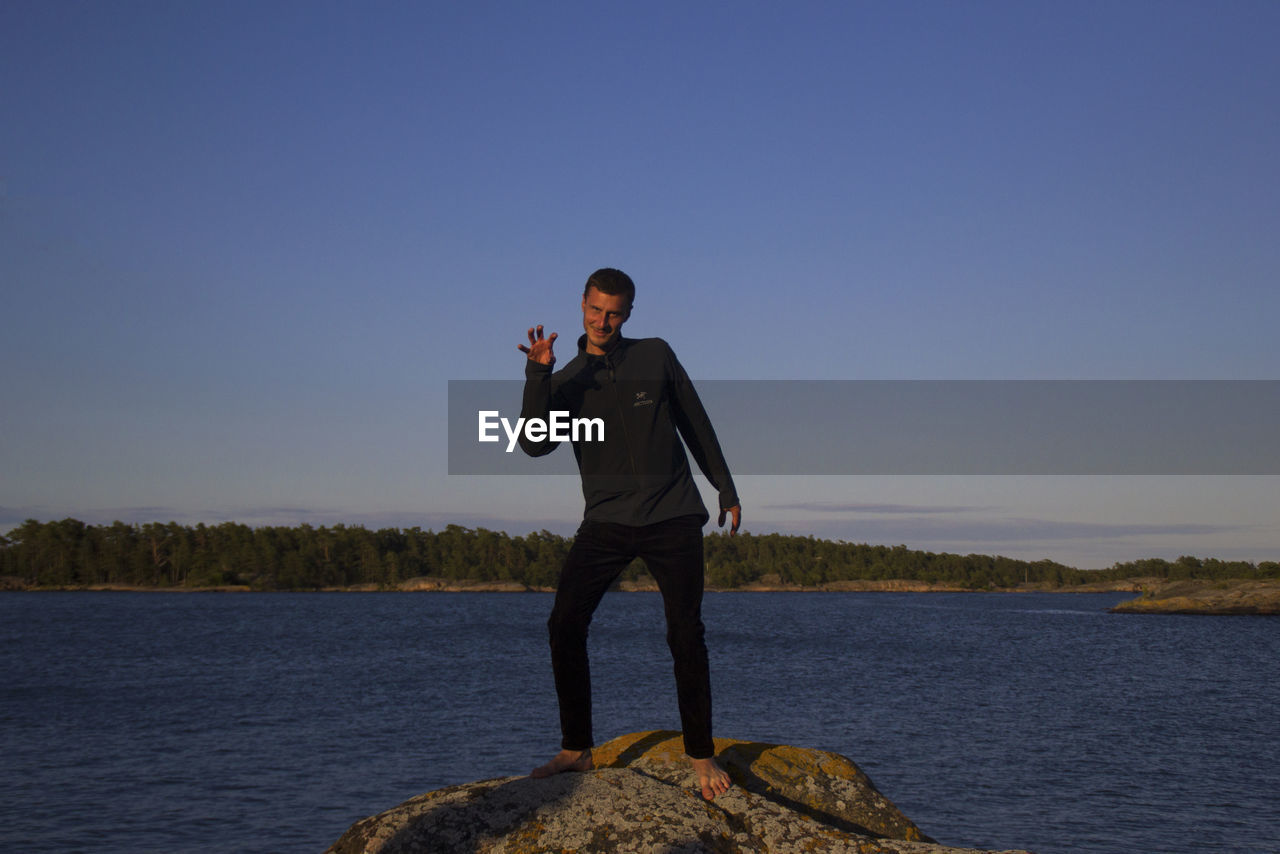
left=530, top=748, right=592, bottom=779
left=691, top=756, right=731, bottom=800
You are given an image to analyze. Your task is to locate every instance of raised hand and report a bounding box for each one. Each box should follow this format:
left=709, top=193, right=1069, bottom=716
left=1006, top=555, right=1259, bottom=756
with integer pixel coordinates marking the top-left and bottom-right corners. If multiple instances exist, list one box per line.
left=518, top=325, right=558, bottom=365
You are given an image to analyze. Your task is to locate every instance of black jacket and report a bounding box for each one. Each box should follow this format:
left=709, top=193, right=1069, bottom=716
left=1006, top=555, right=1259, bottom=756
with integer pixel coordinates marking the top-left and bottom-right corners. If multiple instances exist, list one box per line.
left=520, top=335, right=738, bottom=526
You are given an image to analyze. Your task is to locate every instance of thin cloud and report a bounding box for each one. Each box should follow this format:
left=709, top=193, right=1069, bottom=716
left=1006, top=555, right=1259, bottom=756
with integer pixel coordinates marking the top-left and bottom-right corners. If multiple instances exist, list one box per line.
left=0, top=505, right=580, bottom=536
left=763, top=501, right=988, bottom=515
left=755, top=516, right=1248, bottom=543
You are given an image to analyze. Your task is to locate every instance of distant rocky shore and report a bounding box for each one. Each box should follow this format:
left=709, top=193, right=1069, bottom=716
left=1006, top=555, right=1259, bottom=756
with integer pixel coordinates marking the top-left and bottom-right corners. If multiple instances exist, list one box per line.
left=0, top=574, right=1160, bottom=594
left=398, top=573, right=1148, bottom=595
left=1108, top=578, right=1280, bottom=615
left=10, top=576, right=1278, bottom=614
left=0, top=574, right=1140, bottom=594
left=325, top=730, right=1033, bottom=854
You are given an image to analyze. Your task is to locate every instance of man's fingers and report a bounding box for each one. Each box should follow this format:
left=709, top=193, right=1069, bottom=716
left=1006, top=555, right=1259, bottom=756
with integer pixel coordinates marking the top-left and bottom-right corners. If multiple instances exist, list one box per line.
left=521, top=326, right=558, bottom=364
left=720, top=505, right=741, bottom=536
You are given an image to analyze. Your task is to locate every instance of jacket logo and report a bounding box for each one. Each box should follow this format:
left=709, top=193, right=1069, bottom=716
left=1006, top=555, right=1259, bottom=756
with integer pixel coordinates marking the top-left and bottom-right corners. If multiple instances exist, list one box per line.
left=633, top=391, right=655, bottom=407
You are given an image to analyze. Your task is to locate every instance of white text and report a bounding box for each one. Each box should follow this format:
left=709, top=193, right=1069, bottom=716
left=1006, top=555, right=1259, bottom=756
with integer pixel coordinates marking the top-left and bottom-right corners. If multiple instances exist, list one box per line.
left=477, top=410, right=605, bottom=452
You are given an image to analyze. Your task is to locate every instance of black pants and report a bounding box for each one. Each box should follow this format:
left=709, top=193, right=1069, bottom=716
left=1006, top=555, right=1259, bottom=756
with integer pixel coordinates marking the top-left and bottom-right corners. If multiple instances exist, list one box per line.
left=547, top=514, right=715, bottom=759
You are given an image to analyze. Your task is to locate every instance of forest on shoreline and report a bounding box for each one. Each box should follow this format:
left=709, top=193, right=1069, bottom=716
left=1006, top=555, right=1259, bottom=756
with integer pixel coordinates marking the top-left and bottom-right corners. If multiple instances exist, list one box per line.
left=3, top=518, right=1276, bottom=592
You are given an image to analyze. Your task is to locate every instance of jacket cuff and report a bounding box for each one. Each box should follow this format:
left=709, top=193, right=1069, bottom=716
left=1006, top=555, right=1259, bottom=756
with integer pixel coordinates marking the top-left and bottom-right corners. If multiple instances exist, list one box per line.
left=525, top=359, right=553, bottom=377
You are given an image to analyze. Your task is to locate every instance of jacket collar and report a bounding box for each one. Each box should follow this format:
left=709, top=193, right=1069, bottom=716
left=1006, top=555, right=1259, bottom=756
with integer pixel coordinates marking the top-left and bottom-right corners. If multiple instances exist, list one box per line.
left=577, top=334, right=629, bottom=367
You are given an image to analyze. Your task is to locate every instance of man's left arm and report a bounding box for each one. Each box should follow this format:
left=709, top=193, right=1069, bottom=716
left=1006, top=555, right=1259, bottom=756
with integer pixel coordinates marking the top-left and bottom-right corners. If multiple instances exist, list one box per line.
left=665, top=344, right=741, bottom=534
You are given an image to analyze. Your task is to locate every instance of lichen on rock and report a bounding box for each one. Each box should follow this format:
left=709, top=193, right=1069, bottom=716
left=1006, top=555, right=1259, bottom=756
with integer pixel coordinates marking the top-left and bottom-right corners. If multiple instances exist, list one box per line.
left=1109, top=579, right=1280, bottom=615
left=325, top=730, right=1033, bottom=854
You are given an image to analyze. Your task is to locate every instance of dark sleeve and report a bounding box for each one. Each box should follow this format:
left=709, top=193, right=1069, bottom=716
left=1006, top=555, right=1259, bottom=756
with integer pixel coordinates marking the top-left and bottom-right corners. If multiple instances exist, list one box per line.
left=665, top=343, right=740, bottom=510
left=518, top=359, right=558, bottom=457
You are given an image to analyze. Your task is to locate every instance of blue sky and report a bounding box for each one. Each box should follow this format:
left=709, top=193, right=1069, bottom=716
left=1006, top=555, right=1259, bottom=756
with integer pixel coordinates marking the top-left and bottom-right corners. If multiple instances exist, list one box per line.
left=3, top=0, right=1277, bottom=568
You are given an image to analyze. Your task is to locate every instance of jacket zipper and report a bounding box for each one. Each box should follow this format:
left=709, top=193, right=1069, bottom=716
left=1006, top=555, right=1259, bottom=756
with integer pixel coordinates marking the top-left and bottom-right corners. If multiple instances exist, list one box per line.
left=608, top=362, right=639, bottom=476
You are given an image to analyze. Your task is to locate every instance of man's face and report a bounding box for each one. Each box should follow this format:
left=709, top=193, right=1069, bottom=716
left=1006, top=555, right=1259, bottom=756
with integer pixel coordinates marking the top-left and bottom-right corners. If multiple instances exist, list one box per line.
left=581, top=286, right=631, bottom=354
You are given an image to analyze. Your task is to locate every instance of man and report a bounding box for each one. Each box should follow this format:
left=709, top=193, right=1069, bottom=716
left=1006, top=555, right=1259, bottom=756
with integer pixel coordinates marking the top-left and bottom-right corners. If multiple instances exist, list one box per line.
left=517, top=267, right=741, bottom=800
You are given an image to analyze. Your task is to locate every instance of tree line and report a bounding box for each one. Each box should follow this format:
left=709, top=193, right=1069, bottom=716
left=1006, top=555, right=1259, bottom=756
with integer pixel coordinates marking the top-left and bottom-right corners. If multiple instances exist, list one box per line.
left=2, top=518, right=1275, bottom=591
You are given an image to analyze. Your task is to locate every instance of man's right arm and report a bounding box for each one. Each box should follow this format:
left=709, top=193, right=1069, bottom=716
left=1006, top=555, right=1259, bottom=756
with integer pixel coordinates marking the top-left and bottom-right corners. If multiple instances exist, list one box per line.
left=517, top=325, right=559, bottom=458
left=519, top=358, right=559, bottom=457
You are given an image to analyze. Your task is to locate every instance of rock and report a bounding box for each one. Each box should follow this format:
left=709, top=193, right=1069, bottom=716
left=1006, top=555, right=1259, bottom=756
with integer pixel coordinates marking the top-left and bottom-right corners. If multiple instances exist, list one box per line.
left=325, top=730, right=1033, bottom=854
left=1109, top=579, right=1280, bottom=615
left=397, top=576, right=536, bottom=592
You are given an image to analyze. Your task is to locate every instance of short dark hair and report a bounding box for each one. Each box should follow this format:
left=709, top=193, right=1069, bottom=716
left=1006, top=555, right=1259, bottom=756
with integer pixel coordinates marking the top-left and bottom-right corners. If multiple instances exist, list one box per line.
left=584, top=268, right=635, bottom=308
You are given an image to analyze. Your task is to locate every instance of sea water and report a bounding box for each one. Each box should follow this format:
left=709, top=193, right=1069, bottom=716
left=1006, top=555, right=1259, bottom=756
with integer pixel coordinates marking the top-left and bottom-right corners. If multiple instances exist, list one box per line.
left=1, top=592, right=1276, bottom=853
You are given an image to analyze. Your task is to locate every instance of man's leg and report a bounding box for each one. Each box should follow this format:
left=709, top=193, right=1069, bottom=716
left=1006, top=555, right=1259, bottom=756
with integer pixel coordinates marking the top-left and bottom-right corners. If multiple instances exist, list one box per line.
left=532, top=520, right=632, bottom=777
left=639, top=515, right=731, bottom=799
